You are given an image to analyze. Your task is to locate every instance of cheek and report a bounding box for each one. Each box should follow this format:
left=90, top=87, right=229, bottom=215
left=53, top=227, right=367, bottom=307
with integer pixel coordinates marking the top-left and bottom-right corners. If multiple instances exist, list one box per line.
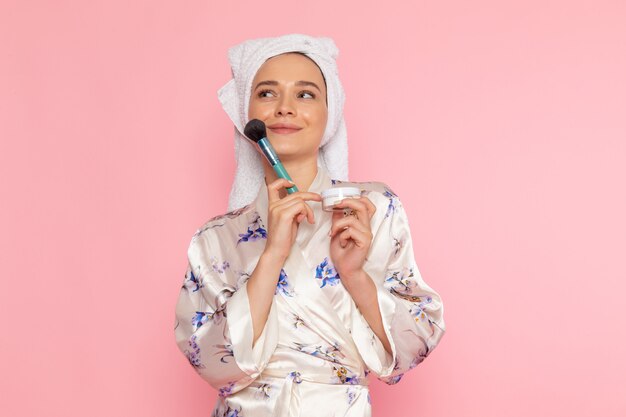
left=248, top=101, right=271, bottom=120
left=307, top=106, right=328, bottom=132
left=316, top=110, right=328, bottom=133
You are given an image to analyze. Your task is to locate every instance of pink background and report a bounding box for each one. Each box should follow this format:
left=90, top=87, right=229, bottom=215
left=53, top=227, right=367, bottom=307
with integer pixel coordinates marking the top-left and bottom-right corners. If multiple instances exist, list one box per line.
left=1, top=1, right=625, bottom=416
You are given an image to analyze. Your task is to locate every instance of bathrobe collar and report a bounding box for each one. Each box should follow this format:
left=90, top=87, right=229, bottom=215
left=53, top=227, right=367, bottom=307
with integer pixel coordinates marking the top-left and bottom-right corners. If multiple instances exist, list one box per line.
left=251, top=164, right=357, bottom=346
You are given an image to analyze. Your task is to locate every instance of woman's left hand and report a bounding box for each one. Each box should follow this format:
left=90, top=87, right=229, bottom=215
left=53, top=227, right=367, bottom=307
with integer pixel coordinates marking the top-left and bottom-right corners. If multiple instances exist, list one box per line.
left=328, top=195, right=377, bottom=289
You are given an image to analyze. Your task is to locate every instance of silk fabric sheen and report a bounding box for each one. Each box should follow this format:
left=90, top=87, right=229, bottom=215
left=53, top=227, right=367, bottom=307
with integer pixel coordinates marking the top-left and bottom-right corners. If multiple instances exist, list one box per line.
left=174, top=165, right=445, bottom=416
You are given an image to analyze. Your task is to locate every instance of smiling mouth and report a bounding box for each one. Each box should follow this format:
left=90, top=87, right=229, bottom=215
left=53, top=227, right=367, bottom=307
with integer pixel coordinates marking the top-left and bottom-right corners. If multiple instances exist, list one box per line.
left=268, top=127, right=302, bottom=134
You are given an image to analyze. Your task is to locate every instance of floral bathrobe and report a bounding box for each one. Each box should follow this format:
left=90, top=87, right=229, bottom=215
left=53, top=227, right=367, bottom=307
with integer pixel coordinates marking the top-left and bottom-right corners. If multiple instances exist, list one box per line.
left=174, top=165, right=446, bottom=417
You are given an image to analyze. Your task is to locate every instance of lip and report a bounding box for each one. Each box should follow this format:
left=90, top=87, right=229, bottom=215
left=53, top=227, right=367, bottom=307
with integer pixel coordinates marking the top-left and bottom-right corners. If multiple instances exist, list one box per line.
left=269, top=128, right=301, bottom=134
left=267, top=123, right=303, bottom=134
left=267, top=122, right=302, bottom=129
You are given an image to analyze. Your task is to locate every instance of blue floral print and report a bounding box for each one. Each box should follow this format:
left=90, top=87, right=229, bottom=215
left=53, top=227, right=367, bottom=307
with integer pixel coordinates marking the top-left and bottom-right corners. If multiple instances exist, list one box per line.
left=409, top=355, right=423, bottom=370
left=383, top=186, right=399, bottom=218
left=218, top=381, right=236, bottom=398
left=384, top=266, right=432, bottom=304
left=383, top=373, right=404, bottom=385
left=191, top=304, right=226, bottom=331
left=275, top=268, right=295, bottom=297
left=254, top=383, right=273, bottom=400
left=315, top=257, right=341, bottom=288
left=293, top=341, right=344, bottom=363
left=184, top=334, right=204, bottom=369
left=237, top=213, right=267, bottom=245
left=379, top=357, right=404, bottom=385
left=210, top=257, right=230, bottom=274
left=174, top=171, right=446, bottom=417
left=212, top=402, right=242, bottom=417
left=346, top=387, right=358, bottom=405
left=185, top=268, right=203, bottom=293
left=409, top=296, right=434, bottom=322
left=332, top=365, right=360, bottom=385
left=288, top=371, right=303, bottom=384
left=384, top=267, right=417, bottom=293
left=191, top=311, right=210, bottom=330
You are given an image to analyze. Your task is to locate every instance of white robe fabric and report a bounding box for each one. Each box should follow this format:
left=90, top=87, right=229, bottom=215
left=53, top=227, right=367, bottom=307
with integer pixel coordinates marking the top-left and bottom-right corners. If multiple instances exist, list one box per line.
left=174, top=164, right=446, bottom=417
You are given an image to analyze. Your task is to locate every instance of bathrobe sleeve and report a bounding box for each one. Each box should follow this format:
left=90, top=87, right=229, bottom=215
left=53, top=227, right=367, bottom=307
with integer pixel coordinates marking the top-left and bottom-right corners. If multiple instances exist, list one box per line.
left=174, top=229, right=279, bottom=395
left=350, top=188, right=446, bottom=385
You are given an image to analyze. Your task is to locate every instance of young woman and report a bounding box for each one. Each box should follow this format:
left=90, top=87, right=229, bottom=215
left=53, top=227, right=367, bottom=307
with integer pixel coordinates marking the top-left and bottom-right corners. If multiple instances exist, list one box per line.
left=174, top=33, right=446, bottom=417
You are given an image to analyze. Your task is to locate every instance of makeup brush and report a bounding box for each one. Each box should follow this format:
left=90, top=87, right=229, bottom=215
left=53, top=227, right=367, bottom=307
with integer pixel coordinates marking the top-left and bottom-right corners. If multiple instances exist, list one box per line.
left=244, top=119, right=299, bottom=194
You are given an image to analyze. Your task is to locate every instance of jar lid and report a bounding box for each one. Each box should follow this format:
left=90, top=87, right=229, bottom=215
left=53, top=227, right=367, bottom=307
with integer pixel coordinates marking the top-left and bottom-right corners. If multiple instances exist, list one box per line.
left=320, top=186, right=361, bottom=199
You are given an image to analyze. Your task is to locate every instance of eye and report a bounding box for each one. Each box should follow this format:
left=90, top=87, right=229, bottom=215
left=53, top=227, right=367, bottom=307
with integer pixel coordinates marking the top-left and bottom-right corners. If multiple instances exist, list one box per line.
left=298, top=90, right=316, bottom=99
left=257, top=89, right=275, bottom=98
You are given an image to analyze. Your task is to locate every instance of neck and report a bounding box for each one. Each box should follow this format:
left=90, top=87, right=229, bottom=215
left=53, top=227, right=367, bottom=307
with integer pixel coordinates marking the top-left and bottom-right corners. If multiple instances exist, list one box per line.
left=263, top=157, right=319, bottom=198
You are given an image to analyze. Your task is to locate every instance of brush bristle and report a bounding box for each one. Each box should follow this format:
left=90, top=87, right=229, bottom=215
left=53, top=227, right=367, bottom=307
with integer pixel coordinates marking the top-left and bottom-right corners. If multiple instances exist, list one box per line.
left=244, top=119, right=267, bottom=143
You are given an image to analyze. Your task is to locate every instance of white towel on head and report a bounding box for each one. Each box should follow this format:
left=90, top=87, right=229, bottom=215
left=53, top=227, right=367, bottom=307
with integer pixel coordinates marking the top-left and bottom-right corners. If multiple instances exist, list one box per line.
left=217, top=33, right=349, bottom=212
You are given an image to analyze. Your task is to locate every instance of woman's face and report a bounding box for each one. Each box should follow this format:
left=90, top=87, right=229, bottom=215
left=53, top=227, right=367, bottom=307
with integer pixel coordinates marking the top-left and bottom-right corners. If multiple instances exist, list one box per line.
left=248, top=52, right=328, bottom=162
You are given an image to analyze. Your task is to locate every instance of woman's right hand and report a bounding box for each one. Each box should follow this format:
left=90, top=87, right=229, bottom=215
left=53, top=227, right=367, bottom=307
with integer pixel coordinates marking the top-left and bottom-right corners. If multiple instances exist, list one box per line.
left=264, top=178, right=322, bottom=261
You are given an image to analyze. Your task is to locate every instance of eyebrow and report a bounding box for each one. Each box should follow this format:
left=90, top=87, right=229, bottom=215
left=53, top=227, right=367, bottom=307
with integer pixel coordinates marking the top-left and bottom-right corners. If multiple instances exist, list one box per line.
left=253, top=80, right=322, bottom=92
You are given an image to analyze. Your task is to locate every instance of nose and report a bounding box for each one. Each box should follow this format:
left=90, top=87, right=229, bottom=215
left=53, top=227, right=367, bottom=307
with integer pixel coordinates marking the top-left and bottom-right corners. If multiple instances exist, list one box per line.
left=275, top=94, right=296, bottom=117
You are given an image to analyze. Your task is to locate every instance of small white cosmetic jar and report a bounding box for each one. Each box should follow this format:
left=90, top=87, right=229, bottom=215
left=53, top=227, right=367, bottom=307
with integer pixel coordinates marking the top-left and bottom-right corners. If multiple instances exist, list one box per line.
left=320, top=186, right=362, bottom=212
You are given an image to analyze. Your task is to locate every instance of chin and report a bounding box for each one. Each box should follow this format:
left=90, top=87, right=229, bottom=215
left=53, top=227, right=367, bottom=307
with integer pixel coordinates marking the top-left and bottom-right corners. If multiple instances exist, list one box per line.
left=273, top=149, right=300, bottom=160
left=270, top=139, right=304, bottom=152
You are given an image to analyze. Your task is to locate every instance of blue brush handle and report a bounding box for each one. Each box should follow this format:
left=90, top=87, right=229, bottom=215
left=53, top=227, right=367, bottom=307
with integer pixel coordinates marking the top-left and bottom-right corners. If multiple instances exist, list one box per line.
left=258, top=138, right=299, bottom=193
left=272, top=162, right=298, bottom=193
